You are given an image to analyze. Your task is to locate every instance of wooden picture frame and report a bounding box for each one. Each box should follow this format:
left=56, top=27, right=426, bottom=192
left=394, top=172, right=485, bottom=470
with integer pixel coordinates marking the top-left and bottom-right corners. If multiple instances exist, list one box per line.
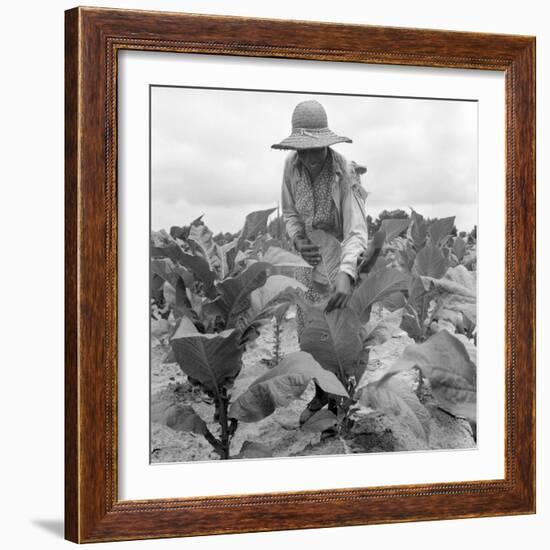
left=65, top=6, right=536, bottom=543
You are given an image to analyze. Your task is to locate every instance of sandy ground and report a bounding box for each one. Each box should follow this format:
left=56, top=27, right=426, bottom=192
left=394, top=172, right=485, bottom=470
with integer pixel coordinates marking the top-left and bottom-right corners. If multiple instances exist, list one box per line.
left=151, top=309, right=475, bottom=463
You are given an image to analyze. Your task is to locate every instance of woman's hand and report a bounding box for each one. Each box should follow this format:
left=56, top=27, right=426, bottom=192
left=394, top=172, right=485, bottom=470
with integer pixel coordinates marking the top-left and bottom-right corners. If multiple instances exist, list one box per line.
left=294, top=237, right=321, bottom=266
left=326, top=272, right=353, bottom=312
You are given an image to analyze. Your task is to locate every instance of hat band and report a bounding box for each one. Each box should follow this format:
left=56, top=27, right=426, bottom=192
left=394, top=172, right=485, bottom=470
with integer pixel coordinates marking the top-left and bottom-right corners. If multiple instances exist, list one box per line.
left=293, top=127, right=330, bottom=138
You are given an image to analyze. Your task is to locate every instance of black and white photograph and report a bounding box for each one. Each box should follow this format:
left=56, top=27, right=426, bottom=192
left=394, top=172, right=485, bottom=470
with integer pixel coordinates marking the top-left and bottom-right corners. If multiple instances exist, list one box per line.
left=150, top=86, right=478, bottom=463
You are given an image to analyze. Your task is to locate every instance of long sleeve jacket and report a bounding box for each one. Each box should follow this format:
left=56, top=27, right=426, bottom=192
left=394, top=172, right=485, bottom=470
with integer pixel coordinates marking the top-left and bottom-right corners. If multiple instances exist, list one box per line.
left=281, top=148, right=369, bottom=280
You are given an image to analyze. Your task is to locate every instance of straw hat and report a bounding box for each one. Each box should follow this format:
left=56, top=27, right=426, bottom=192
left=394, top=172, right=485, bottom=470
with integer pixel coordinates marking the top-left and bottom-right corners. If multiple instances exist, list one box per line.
left=271, top=100, right=352, bottom=150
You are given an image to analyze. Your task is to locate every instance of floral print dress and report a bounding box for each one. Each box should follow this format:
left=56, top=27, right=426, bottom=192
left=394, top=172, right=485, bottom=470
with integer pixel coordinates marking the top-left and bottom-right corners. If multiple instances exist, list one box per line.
left=293, top=152, right=341, bottom=335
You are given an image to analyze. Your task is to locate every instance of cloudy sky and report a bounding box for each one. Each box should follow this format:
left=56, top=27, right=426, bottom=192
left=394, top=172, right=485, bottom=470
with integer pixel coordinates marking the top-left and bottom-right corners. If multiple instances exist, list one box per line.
left=151, top=86, right=477, bottom=234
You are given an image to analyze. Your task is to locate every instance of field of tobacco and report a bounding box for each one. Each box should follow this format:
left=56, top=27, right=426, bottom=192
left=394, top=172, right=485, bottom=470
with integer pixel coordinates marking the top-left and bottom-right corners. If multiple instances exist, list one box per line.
left=150, top=207, right=477, bottom=461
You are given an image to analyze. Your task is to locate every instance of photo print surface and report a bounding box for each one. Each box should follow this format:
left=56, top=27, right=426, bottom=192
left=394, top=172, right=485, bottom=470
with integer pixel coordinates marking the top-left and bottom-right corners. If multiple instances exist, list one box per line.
left=150, top=85, right=478, bottom=463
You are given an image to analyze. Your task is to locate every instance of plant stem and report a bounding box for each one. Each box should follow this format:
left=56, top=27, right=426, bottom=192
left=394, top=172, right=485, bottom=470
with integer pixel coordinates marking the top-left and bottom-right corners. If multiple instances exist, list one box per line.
left=273, top=320, right=283, bottom=365
left=202, top=427, right=225, bottom=457
left=217, top=388, right=231, bottom=459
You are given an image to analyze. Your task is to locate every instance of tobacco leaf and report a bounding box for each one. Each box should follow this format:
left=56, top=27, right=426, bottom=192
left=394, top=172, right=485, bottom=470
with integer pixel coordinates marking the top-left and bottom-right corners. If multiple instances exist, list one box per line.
left=229, top=351, right=348, bottom=422
left=240, top=207, right=277, bottom=243
left=209, top=262, right=271, bottom=328
left=413, top=244, right=448, bottom=279
left=380, top=217, right=410, bottom=243
left=170, top=317, right=244, bottom=396
left=299, top=307, right=364, bottom=382
left=234, top=441, right=273, bottom=459
left=428, top=216, right=455, bottom=247
left=361, top=377, right=431, bottom=441
left=410, top=209, right=428, bottom=250
left=379, top=330, right=476, bottom=422
left=309, top=229, right=342, bottom=289
left=151, top=243, right=217, bottom=297
left=364, top=308, right=404, bottom=347
left=301, top=409, right=339, bottom=433
left=452, top=236, right=467, bottom=262
left=348, top=267, right=410, bottom=321
left=151, top=401, right=207, bottom=436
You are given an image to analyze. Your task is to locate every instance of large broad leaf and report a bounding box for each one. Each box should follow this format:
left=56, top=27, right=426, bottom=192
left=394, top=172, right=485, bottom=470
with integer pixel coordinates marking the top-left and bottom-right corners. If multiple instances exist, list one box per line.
left=188, top=224, right=226, bottom=277
left=210, top=262, right=270, bottom=328
left=178, top=253, right=217, bottom=297
left=151, top=242, right=217, bottom=297
left=151, top=318, right=171, bottom=341
left=400, top=304, right=423, bottom=342
left=370, top=256, right=392, bottom=274
left=151, top=258, right=195, bottom=318
left=425, top=265, right=476, bottom=297
left=219, top=238, right=239, bottom=278
left=249, top=234, right=279, bottom=256
left=189, top=224, right=239, bottom=279
left=163, top=276, right=194, bottom=320
left=151, top=257, right=176, bottom=286
left=170, top=317, right=244, bottom=396
left=301, top=409, right=338, bottom=432
left=399, top=275, right=435, bottom=340
left=426, top=265, right=477, bottom=326
left=240, top=207, right=277, bottom=243
left=408, top=274, right=431, bottom=311
left=228, top=351, right=348, bottom=422
left=361, top=377, right=431, bottom=441
left=381, top=330, right=476, bottom=421
left=169, top=286, right=216, bottom=332
left=364, top=309, right=404, bottom=347
left=234, top=249, right=249, bottom=266
left=348, top=267, right=410, bottom=321
left=380, top=218, right=410, bottom=243
left=248, top=275, right=306, bottom=318
left=358, top=230, right=386, bottom=275
left=151, top=229, right=174, bottom=247
left=262, top=246, right=311, bottom=278
left=452, top=236, right=467, bottom=262
left=299, top=307, right=364, bottom=382
left=428, top=216, right=455, bottom=247
left=151, top=273, right=165, bottom=303
left=413, top=244, right=448, bottom=279
left=451, top=333, right=477, bottom=366
left=235, top=441, right=273, bottom=459
left=151, top=401, right=207, bottom=436
left=262, top=246, right=309, bottom=267
left=151, top=258, right=193, bottom=288
left=396, top=240, right=417, bottom=272
left=151, top=241, right=185, bottom=264
left=309, top=229, right=341, bottom=288
left=410, top=210, right=428, bottom=250
left=429, top=369, right=476, bottom=420
left=169, top=214, right=204, bottom=241
left=239, top=275, right=305, bottom=340
left=379, top=291, right=407, bottom=312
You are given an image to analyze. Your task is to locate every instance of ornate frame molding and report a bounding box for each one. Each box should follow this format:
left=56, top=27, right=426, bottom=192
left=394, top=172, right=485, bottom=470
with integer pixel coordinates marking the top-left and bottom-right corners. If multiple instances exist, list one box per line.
left=65, top=7, right=535, bottom=542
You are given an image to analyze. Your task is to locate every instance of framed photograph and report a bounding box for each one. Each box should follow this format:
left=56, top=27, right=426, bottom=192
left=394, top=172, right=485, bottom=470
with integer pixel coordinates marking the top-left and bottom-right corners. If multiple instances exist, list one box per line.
left=65, top=7, right=536, bottom=543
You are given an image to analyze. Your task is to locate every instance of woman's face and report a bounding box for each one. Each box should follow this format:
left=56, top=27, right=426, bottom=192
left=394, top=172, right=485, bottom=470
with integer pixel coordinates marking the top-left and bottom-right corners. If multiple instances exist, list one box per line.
left=298, top=147, right=328, bottom=173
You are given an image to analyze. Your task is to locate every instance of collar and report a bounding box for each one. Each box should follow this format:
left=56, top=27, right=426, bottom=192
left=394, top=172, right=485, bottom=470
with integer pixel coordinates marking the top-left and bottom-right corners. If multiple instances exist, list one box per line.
left=288, top=147, right=349, bottom=187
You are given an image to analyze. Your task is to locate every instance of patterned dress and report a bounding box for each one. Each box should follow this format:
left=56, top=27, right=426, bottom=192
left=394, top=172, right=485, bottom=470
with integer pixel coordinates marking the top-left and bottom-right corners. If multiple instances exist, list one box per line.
left=293, top=152, right=342, bottom=335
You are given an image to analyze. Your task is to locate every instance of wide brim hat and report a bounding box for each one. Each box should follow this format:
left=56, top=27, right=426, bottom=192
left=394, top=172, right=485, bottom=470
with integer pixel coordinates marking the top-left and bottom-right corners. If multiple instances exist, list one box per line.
left=271, top=99, right=352, bottom=150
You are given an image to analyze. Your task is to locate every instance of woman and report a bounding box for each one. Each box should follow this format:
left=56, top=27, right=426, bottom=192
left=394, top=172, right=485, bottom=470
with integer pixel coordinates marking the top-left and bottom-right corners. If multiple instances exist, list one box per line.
left=272, top=99, right=370, bottom=312
left=271, top=99, right=370, bottom=424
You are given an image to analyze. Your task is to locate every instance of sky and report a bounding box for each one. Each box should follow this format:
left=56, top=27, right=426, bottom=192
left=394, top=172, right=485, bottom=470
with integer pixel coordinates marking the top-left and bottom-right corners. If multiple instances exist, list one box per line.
left=151, top=86, right=477, bottom=235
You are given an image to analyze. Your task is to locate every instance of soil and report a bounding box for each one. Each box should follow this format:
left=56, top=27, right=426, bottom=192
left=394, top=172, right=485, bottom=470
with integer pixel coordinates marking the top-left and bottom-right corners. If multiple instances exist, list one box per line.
left=151, top=308, right=475, bottom=463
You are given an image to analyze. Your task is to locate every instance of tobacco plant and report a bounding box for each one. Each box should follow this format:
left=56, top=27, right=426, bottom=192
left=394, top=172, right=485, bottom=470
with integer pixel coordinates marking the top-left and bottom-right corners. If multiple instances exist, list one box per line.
left=291, top=228, right=411, bottom=436
left=151, top=209, right=326, bottom=459
left=354, top=211, right=478, bottom=438
left=152, top=206, right=478, bottom=458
